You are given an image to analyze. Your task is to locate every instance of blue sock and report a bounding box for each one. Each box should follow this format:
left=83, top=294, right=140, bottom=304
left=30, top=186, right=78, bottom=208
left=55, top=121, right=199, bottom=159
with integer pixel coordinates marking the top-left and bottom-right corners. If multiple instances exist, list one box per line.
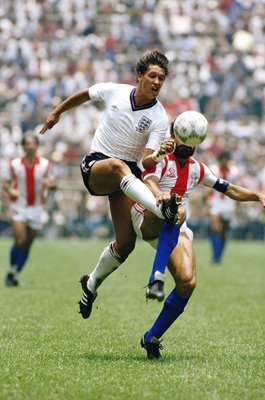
left=217, top=239, right=225, bottom=261
left=10, top=245, right=19, bottom=266
left=16, top=249, right=29, bottom=273
left=148, top=223, right=180, bottom=284
left=210, top=234, right=222, bottom=262
left=145, top=289, right=189, bottom=341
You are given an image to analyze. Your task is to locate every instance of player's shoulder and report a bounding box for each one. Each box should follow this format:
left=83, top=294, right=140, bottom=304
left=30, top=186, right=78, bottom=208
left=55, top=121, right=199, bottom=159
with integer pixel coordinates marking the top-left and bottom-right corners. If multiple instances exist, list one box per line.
left=38, top=156, right=50, bottom=166
left=91, top=82, right=134, bottom=92
left=155, top=98, right=168, bottom=115
left=11, top=157, right=23, bottom=167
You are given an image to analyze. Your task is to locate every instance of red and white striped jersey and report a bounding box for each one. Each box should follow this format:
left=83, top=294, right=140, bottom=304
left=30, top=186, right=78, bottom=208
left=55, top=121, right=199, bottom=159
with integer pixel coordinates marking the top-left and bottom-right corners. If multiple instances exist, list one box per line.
left=142, top=153, right=219, bottom=206
left=5, top=156, right=55, bottom=207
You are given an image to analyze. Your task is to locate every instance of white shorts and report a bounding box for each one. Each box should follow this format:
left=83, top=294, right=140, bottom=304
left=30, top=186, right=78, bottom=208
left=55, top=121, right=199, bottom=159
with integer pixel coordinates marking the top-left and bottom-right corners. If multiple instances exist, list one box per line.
left=10, top=203, right=44, bottom=230
left=131, top=205, right=193, bottom=249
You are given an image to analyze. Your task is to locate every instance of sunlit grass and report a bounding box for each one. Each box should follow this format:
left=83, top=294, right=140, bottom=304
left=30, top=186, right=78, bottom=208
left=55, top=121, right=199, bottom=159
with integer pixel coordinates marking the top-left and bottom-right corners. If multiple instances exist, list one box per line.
left=0, top=238, right=264, bottom=400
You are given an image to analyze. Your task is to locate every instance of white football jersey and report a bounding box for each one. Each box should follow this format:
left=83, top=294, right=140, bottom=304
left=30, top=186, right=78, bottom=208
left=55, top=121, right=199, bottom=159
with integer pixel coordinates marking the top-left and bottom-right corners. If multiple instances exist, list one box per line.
left=142, top=153, right=218, bottom=206
left=88, top=82, right=169, bottom=162
left=5, top=156, right=55, bottom=207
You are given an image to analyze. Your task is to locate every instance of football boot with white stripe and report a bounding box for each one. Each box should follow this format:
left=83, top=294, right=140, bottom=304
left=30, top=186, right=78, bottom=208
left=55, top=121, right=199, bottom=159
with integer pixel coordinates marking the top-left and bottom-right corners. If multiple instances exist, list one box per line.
left=161, top=193, right=180, bottom=227
left=78, top=275, right=97, bottom=319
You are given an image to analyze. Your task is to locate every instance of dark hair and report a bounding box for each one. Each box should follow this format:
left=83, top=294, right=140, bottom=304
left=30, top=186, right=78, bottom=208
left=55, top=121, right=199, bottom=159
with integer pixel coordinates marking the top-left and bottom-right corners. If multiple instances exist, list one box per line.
left=218, top=150, right=231, bottom=161
left=135, top=49, right=170, bottom=76
left=21, top=135, right=39, bottom=146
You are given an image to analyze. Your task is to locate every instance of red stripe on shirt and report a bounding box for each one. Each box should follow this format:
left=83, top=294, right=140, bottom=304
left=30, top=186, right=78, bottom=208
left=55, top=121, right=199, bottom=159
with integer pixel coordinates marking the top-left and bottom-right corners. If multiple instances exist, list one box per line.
left=25, top=164, right=35, bottom=205
left=169, top=154, right=189, bottom=196
left=22, top=156, right=40, bottom=206
left=198, top=161, right=205, bottom=184
left=142, top=165, right=157, bottom=179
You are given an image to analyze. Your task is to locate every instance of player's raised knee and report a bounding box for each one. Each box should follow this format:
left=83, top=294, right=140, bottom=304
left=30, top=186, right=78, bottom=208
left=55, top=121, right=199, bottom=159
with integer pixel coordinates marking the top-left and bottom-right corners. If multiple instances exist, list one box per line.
left=108, top=159, right=131, bottom=178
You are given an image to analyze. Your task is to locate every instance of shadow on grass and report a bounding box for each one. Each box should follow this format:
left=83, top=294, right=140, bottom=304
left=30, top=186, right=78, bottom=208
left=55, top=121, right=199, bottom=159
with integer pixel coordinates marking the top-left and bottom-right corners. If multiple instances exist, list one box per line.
left=80, top=351, right=202, bottom=364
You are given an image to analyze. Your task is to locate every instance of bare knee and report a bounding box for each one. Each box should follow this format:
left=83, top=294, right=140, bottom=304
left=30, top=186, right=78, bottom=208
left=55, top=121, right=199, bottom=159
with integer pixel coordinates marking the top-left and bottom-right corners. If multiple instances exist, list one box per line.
left=176, top=274, right=196, bottom=298
left=14, top=237, right=26, bottom=248
left=109, top=159, right=130, bottom=180
left=113, top=240, right=135, bottom=261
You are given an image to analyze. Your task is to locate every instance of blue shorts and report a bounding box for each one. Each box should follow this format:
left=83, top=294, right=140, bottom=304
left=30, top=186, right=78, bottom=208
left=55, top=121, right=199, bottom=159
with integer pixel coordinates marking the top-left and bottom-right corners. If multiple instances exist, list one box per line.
left=80, top=152, right=142, bottom=196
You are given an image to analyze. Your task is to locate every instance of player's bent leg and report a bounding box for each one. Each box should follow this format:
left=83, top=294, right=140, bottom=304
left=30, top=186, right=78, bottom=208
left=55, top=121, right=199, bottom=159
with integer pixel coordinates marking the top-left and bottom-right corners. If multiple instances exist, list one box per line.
left=87, top=157, right=179, bottom=226
left=141, top=234, right=196, bottom=359
left=78, top=193, right=136, bottom=320
left=88, top=158, right=132, bottom=195
left=146, top=223, right=181, bottom=302
left=168, top=234, right=196, bottom=298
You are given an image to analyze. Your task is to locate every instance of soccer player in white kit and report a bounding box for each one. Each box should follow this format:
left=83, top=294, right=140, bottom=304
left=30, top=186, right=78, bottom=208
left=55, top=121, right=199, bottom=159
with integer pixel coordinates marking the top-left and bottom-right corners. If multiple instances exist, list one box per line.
left=207, top=151, right=241, bottom=264
left=130, top=122, right=265, bottom=359
left=3, top=135, right=57, bottom=286
left=39, top=49, right=180, bottom=319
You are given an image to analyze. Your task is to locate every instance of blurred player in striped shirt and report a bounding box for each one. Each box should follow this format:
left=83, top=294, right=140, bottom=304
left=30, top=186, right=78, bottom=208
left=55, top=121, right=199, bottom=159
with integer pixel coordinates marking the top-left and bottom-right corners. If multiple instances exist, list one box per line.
left=3, top=135, right=56, bottom=286
left=207, top=151, right=240, bottom=264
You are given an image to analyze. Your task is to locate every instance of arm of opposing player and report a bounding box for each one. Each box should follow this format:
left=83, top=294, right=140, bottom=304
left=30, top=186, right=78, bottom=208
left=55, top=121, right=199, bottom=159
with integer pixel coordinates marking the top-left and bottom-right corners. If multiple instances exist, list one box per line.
left=225, top=183, right=265, bottom=207
left=39, top=88, right=90, bottom=135
left=142, top=138, right=175, bottom=170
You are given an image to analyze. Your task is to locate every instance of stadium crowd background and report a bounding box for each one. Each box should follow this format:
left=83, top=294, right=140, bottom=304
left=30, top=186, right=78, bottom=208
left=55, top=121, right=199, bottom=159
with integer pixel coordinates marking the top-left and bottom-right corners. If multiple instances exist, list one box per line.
left=0, top=0, right=264, bottom=240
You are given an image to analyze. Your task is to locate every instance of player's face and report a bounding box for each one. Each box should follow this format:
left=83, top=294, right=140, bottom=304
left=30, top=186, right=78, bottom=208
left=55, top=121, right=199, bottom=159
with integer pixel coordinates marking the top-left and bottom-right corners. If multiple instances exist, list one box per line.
left=136, top=65, right=166, bottom=100
left=173, top=138, right=195, bottom=159
left=23, top=138, right=39, bottom=157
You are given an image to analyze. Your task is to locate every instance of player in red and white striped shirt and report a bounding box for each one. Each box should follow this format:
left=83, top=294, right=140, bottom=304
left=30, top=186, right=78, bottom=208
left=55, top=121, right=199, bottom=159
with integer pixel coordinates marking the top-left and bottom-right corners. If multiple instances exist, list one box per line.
left=3, top=135, right=56, bottom=286
left=134, top=122, right=265, bottom=359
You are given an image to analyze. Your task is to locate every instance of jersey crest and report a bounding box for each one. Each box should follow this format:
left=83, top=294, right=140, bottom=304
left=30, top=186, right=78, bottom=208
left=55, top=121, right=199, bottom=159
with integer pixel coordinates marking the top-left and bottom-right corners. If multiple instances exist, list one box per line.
left=167, top=167, right=176, bottom=178
left=135, top=116, right=152, bottom=132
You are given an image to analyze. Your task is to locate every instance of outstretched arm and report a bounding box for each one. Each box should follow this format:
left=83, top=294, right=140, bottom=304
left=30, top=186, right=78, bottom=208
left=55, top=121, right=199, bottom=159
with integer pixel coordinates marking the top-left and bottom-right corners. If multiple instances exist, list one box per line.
left=225, top=183, right=265, bottom=207
left=39, top=88, right=90, bottom=135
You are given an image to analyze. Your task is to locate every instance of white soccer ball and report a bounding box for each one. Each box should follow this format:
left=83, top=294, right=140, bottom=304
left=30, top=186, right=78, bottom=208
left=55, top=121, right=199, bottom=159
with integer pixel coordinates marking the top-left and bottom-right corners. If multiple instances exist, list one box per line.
left=173, top=110, right=208, bottom=146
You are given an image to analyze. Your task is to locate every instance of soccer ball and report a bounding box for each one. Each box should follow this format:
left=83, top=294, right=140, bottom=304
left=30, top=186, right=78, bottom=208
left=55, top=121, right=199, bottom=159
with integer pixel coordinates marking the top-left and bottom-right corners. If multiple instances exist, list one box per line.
left=173, top=111, right=208, bottom=146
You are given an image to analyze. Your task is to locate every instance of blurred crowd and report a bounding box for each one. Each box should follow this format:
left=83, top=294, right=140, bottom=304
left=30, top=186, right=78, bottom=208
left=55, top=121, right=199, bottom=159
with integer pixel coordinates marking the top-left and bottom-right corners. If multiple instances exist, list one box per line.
left=0, top=0, right=264, bottom=239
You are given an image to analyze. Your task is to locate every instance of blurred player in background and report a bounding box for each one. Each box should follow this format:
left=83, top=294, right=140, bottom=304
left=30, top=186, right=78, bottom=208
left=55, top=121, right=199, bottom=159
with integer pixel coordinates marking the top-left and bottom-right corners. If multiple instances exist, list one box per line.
left=3, top=135, right=57, bottom=287
left=39, top=49, right=179, bottom=319
left=207, top=151, right=240, bottom=264
left=131, top=122, right=265, bottom=359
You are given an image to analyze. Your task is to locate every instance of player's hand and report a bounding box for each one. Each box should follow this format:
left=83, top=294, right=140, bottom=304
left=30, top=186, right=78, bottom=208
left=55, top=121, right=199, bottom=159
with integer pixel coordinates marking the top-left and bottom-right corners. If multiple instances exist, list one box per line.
left=42, top=178, right=57, bottom=189
left=39, top=113, right=60, bottom=135
left=155, top=191, right=171, bottom=206
left=8, top=188, right=19, bottom=199
left=159, top=138, right=176, bottom=155
left=176, top=205, right=186, bottom=226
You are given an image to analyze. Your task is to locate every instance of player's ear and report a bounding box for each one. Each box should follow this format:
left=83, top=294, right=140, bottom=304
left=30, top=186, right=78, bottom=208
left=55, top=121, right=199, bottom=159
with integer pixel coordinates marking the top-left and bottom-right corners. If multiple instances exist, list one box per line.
left=136, top=73, right=143, bottom=83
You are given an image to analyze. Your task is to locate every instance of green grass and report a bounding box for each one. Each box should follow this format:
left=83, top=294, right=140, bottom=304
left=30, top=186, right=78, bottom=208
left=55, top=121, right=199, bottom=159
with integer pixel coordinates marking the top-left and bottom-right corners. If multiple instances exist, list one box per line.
left=0, top=238, right=264, bottom=400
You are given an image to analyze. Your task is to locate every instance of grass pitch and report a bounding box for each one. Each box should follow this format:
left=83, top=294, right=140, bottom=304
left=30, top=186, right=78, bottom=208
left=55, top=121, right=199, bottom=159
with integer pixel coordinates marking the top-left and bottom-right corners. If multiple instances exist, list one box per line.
left=0, top=238, right=264, bottom=400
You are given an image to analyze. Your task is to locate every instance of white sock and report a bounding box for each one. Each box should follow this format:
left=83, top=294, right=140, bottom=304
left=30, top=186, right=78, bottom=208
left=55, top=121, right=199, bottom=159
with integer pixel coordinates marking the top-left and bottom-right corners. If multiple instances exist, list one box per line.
left=120, top=174, right=163, bottom=218
left=9, top=266, right=17, bottom=276
left=87, top=243, right=123, bottom=294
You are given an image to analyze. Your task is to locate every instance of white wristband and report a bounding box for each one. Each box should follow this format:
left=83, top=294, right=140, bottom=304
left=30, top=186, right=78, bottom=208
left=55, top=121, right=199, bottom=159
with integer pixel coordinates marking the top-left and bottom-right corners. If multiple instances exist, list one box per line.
left=151, top=148, right=166, bottom=163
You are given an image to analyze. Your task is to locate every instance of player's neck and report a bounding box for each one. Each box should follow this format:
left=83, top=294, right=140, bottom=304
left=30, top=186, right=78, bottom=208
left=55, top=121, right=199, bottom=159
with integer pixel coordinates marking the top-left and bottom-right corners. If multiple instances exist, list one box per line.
left=134, top=89, right=155, bottom=106
left=24, top=155, right=36, bottom=166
